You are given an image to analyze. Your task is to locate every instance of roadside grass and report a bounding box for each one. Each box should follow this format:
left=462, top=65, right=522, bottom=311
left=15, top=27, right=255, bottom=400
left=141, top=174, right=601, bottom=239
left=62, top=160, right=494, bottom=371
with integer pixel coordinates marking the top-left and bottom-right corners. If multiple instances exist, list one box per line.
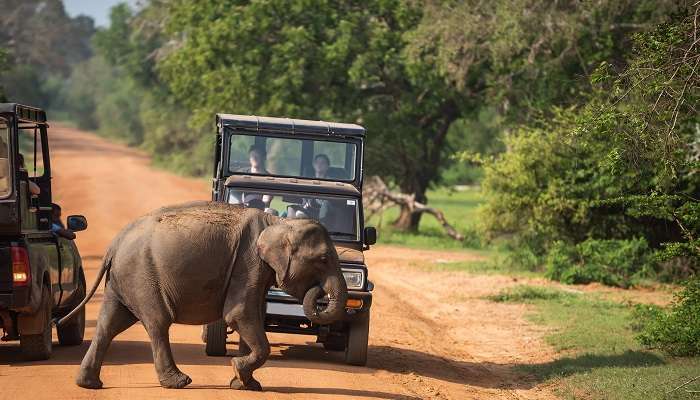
left=369, top=186, right=483, bottom=250
left=490, top=285, right=700, bottom=399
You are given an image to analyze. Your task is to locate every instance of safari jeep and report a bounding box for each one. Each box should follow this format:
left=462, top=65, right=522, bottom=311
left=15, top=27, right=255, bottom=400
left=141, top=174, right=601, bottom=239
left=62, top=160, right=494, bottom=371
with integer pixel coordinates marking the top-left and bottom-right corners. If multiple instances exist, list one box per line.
left=0, top=104, right=88, bottom=360
left=204, top=114, right=376, bottom=366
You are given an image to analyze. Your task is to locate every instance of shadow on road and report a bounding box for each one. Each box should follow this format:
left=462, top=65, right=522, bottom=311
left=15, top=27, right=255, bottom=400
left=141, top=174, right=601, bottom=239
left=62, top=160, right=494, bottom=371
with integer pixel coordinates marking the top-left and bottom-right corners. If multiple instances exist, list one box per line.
left=266, top=386, right=422, bottom=400
left=0, top=337, right=665, bottom=392
left=520, top=350, right=665, bottom=380
left=279, top=343, right=667, bottom=390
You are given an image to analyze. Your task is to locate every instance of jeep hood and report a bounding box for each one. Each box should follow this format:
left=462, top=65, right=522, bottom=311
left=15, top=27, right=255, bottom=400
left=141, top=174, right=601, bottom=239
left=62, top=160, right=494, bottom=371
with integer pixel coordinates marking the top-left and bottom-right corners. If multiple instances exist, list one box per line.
left=335, top=243, right=364, bottom=264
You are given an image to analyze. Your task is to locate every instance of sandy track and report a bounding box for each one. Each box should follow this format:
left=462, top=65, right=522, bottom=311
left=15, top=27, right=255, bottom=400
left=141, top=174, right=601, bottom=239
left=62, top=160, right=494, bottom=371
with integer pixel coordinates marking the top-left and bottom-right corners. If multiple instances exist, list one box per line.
left=0, top=125, right=556, bottom=399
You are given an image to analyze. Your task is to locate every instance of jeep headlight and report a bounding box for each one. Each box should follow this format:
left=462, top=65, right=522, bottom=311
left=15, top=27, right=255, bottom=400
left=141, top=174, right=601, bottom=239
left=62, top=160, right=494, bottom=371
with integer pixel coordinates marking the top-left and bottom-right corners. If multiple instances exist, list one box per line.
left=341, top=268, right=365, bottom=290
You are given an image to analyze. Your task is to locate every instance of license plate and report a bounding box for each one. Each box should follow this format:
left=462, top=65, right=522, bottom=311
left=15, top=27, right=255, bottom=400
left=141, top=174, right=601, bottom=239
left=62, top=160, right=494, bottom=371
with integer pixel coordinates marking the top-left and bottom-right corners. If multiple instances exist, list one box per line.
left=266, top=302, right=305, bottom=317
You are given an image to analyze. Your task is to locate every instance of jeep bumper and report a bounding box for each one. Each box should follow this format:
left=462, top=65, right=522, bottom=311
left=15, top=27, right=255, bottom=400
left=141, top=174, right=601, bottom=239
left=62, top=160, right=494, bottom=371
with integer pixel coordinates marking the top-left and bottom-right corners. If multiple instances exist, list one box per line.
left=264, top=289, right=372, bottom=335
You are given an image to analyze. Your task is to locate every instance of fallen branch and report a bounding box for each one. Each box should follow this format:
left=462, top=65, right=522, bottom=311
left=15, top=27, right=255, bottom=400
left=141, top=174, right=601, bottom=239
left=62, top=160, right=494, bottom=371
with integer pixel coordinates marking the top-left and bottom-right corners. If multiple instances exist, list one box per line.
left=363, top=176, right=465, bottom=241
left=667, top=375, right=700, bottom=395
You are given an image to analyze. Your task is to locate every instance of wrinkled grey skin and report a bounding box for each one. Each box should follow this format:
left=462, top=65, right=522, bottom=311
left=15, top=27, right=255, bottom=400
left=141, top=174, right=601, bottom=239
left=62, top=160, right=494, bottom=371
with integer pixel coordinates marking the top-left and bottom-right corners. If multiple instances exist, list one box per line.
left=70, top=201, right=347, bottom=391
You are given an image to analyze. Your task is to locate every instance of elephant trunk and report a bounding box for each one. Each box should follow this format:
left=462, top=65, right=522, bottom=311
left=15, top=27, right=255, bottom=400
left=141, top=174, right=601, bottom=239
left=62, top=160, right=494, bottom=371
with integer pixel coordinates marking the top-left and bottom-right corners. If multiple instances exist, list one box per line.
left=302, top=272, right=348, bottom=325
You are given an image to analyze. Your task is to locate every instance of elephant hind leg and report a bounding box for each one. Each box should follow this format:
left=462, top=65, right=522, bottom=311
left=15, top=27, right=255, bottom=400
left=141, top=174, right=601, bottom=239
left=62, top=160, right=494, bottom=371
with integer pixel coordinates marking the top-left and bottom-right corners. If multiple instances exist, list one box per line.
left=141, top=320, right=191, bottom=389
left=76, top=288, right=137, bottom=389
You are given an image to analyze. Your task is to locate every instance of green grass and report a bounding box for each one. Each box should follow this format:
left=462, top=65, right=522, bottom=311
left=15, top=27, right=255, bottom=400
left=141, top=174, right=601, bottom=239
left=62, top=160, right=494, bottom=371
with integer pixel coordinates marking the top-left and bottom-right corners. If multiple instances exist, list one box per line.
left=491, top=285, right=700, bottom=399
left=369, top=186, right=484, bottom=250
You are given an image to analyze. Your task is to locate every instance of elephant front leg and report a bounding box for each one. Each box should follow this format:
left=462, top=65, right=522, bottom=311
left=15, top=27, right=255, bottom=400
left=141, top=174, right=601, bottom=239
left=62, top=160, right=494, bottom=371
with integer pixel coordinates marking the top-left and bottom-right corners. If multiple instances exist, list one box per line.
left=227, top=317, right=270, bottom=391
left=143, top=323, right=192, bottom=389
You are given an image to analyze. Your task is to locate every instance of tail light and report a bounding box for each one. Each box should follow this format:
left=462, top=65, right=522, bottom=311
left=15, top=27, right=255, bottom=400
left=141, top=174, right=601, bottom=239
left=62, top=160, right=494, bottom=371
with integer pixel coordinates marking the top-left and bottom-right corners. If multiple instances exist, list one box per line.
left=10, top=246, right=30, bottom=286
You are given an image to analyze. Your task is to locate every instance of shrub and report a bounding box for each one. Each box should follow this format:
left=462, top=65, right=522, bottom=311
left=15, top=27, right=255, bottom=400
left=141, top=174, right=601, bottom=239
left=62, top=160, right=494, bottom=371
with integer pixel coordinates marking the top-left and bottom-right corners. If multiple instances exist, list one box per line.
left=635, top=278, right=700, bottom=356
left=544, top=238, right=655, bottom=288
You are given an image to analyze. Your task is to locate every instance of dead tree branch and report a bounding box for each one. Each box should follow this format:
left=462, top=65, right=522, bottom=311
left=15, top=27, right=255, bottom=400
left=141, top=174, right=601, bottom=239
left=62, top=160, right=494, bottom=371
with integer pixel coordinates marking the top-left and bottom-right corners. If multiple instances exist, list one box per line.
left=363, top=176, right=465, bottom=241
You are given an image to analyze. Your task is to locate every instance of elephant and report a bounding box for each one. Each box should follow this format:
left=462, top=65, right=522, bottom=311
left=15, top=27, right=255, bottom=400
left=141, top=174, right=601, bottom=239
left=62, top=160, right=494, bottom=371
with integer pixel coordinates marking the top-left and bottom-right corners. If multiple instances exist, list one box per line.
left=57, top=201, right=348, bottom=391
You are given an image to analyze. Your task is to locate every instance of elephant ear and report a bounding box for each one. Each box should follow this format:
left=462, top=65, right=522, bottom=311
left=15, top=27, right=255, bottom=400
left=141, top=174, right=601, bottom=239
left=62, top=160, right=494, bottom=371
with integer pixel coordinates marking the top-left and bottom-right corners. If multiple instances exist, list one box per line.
left=257, top=223, right=293, bottom=285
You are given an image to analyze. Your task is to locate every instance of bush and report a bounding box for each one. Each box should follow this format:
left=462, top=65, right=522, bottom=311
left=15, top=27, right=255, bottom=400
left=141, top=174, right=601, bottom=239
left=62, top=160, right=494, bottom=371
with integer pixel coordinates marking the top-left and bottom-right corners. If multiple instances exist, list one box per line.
left=545, top=238, right=655, bottom=288
left=636, top=278, right=700, bottom=356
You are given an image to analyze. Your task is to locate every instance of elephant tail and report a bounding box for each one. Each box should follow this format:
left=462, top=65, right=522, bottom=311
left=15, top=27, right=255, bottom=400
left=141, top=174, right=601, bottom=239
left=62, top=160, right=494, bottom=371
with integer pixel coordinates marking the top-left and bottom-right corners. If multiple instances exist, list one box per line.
left=54, top=246, right=115, bottom=327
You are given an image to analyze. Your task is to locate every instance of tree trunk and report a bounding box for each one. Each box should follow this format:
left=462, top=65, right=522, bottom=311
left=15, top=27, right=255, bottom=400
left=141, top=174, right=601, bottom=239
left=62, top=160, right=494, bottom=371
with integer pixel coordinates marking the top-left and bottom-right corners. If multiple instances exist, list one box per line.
left=392, top=189, right=427, bottom=231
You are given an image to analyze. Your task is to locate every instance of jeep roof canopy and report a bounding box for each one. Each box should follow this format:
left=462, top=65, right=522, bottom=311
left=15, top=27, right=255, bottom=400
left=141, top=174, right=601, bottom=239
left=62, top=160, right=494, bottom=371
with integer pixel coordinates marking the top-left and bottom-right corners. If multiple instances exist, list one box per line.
left=0, top=103, right=47, bottom=125
left=217, top=114, right=365, bottom=137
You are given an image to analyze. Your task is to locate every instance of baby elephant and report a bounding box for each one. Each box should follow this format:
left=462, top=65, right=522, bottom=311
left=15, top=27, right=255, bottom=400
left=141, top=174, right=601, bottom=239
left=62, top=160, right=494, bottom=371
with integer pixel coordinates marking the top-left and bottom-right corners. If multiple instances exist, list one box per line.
left=59, top=201, right=348, bottom=391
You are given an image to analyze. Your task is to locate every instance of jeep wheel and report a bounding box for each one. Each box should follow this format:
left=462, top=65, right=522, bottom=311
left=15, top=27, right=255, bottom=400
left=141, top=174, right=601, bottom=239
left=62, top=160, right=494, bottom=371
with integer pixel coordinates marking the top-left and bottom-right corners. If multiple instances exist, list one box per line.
left=204, top=319, right=227, bottom=356
left=345, top=311, right=369, bottom=366
left=58, top=272, right=86, bottom=346
left=323, top=334, right=346, bottom=352
left=20, top=286, right=53, bottom=361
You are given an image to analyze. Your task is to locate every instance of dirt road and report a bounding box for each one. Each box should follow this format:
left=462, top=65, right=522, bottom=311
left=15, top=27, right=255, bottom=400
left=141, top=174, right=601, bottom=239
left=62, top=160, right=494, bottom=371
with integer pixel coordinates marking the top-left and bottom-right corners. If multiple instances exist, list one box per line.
left=0, top=125, right=556, bottom=399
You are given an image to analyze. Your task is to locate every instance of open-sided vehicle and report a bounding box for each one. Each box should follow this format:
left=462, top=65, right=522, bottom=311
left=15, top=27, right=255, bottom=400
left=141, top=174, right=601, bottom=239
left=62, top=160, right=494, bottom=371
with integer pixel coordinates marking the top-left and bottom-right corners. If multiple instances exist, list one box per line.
left=204, top=114, right=376, bottom=365
left=0, top=103, right=88, bottom=360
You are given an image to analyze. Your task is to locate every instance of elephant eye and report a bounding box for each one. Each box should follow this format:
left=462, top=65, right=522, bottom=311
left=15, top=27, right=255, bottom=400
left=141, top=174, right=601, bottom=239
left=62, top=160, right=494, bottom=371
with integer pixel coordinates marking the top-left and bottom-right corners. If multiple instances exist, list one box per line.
left=319, top=254, right=328, bottom=262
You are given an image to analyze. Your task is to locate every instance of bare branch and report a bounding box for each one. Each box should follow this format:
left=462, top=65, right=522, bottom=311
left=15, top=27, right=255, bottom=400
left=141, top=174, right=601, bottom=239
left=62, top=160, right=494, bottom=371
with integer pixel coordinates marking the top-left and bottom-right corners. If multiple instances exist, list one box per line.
left=363, top=176, right=465, bottom=241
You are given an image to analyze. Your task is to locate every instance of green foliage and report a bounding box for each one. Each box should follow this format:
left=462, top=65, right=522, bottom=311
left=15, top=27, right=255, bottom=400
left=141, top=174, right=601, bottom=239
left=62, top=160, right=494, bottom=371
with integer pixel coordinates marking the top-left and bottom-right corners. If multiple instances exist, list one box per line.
left=154, top=0, right=466, bottom=198
left=480, top=7, right=700, bottom=285
left=409, top=0, right=678, bottom=123
left=0, top=0, right=95, bottom=107
left=545, top=238, right=656, bottom=288
left=48, top=2, right=208, bottom=175
left=636, top=278, right=700, bottom=356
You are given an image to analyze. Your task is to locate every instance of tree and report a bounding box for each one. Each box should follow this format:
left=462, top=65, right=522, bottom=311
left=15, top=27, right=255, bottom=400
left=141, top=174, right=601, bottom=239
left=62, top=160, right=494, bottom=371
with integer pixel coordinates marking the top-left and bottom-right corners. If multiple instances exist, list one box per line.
left=144, top=0, right=466, bottom=230
left=0, top=0, right=95, bottom=107
left=0, top=0, right=95, bottom=76
left=0, top=48, right=8, bottom=101
left=480, top=3, right=699, bottom=280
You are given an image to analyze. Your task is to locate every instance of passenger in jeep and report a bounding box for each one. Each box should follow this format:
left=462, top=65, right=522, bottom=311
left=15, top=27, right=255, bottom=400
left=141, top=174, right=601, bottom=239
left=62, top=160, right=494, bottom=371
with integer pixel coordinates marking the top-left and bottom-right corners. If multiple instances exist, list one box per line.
left=313, top=153, right=346, bottom=180
left=51, top=203, right=76, bottom=240
left=246, top=145, right=269, bottom=174
left=244, top=146, right=272, bottom=206
left=18, top=154, right=40, bottom=195
left=313, top=154, right=331, bottom=178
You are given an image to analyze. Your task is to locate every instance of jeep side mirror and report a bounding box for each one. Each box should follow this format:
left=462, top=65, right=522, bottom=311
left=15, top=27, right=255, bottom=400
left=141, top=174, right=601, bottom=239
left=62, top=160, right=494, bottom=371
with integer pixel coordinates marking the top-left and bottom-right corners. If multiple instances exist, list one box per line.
left=364, top=226, right=377, bottom=245
left=67, top=215, right=88, bottom=232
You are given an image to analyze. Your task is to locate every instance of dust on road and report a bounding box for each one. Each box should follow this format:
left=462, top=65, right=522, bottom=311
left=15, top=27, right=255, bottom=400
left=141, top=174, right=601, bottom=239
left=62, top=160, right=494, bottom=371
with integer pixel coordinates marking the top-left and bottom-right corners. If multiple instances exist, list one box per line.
left=0, top=124, right=557, bottom=399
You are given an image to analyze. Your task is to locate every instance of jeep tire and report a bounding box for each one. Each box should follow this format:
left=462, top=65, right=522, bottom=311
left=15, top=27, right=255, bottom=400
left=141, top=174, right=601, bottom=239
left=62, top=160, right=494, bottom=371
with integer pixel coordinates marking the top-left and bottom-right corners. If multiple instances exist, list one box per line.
left=57, top=271, right=86, bottom=346
left=345, top=310, right=369, bottom=366
left=20, top=286, right=53, bottom=361
left=204, top=319, right=227, bottom=356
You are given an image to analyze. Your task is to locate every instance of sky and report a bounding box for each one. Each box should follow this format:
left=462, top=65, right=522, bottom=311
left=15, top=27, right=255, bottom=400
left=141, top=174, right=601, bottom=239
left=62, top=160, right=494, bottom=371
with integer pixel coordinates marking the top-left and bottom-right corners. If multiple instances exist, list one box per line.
left=63, top=0, right=140, bottom=27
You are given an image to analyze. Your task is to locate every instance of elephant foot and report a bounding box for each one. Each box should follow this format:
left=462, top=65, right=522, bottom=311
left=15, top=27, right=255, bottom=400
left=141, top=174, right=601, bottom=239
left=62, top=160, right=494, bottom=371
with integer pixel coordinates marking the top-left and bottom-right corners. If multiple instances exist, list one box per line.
left=159, top=371, right=192, bottom=389
left=76, top=370, right=103, bottom=390
left=230, top=376, right=262, bottom=391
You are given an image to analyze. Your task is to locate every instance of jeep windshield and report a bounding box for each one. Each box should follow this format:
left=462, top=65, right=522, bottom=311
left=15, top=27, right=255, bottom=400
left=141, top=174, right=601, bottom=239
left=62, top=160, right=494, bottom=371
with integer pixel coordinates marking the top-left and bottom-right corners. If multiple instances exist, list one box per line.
left=227, top=188, right=360, bottom=241
left=227, top=132, right=357, bottom=182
